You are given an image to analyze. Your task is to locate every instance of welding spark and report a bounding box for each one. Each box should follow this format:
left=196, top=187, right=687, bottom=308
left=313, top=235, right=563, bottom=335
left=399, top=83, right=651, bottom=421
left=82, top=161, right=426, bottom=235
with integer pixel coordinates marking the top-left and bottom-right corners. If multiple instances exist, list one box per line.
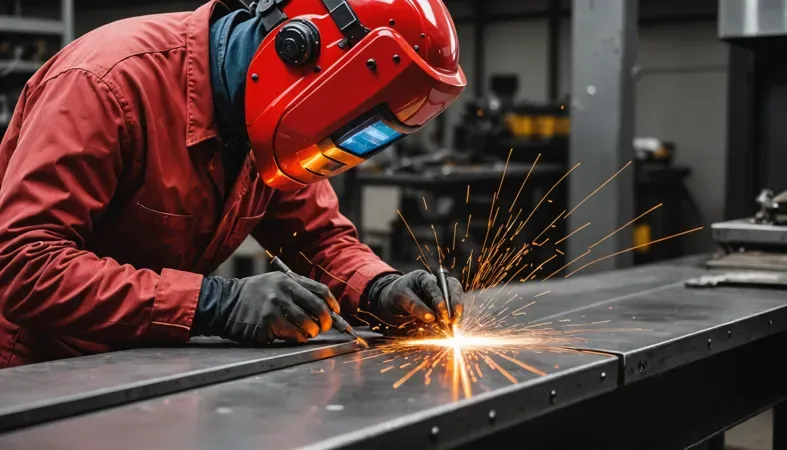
left=371, top=319, right=640, bottom=399
left=295, top=154, right=703, bottom=401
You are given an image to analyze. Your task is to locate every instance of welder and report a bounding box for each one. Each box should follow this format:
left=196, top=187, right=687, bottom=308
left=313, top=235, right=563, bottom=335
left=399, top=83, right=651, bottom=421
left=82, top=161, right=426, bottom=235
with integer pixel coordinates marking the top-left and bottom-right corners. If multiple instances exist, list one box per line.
left=0, top=0, right=466, bottom=368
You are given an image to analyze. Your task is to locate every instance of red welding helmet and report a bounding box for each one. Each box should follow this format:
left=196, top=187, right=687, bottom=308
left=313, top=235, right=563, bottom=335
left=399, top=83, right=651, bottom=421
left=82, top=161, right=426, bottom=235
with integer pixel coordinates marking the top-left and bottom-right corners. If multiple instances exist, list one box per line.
left=245, top=0, right=466, bottom=190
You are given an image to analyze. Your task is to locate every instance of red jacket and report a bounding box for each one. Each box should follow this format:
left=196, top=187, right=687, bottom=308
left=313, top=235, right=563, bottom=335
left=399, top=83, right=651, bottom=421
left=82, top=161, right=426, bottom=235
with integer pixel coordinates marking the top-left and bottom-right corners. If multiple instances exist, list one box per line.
left=0, top=0, right=395, bottom=368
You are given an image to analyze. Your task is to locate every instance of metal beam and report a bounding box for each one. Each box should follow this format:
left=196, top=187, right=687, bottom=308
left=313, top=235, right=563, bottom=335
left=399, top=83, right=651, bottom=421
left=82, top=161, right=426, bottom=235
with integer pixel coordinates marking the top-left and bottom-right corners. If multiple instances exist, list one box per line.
left=0, top=16, right=64, bottom=35
left=547, top=0, right=562, bottom=101
left=567, top=0, right=638, bottom=272
left=472, top=0, right=486, bottom=98
left=62, top=0, right=75, bottom=44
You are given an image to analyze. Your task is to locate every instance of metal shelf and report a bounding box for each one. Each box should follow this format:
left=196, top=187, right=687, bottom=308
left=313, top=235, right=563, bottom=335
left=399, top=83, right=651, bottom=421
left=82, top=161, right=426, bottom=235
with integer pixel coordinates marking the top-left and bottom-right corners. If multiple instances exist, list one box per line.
left=0, top=16, right=65, bottom=36
left=0, top=60, right=43, bottom=74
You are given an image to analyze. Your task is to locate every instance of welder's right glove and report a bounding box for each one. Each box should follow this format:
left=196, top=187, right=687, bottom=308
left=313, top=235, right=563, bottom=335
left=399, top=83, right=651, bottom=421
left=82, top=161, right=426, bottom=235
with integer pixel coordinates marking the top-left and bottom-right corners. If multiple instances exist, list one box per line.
left=190, top=272, right=341, bottom=344
left=366, top=270, right=464, bottom=329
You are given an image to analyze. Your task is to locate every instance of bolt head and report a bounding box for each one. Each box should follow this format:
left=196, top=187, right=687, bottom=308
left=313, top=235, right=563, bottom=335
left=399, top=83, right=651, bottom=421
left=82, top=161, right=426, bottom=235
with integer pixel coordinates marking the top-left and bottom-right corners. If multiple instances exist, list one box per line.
left=389, top=19, right=396, bottom=26
left=393, top=54, right=401, bottom=63
left=708, top=338, right=712, bottom=348
left=414, top=45, right=420, bottom=52
left=769, top=320, right=774, bottom=326
left=488, top=410, right=496, bottom=420
left=728, top=330, right=732, bottom=338
left=601, top=372, right=607, bottom=380
left=366, top=59, right=377, bottom=70
left=251, top=73, right=259, bottom=82
left=431, top=426, right=440, bottom=436
left=313, top=66, right=321, bottom=73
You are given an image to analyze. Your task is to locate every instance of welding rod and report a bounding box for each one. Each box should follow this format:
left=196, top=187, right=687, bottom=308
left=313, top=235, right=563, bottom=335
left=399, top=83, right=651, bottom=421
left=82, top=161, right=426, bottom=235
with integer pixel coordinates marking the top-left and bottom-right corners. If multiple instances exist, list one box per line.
left=438, top=266, right=452, bottom=332
left=267, top=253, right=369, bottom=348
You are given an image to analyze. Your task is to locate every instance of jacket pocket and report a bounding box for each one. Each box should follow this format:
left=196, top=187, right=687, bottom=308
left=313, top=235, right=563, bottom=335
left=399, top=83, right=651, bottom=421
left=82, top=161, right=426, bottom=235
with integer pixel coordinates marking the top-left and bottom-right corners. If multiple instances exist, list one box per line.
left=122, top=202, right=195, bottom=272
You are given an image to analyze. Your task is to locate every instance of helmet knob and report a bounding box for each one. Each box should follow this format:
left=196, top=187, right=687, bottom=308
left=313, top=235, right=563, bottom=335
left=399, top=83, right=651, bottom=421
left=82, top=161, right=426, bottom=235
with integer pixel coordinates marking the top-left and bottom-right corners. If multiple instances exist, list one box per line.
left=275, top=19, right=320, bottom=66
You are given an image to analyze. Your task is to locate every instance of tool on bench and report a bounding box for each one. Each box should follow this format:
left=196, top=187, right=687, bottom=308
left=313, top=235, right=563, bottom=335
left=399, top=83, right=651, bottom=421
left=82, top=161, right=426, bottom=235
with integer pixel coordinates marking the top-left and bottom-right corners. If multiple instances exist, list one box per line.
left=685, top=271, right=787, bottom=289
left=267, top=252, right=369, bottom=348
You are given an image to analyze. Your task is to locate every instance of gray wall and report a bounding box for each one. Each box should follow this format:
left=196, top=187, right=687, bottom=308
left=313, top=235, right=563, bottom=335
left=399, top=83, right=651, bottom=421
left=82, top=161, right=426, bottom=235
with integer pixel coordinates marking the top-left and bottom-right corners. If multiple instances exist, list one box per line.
left=73, top=1, right=731, bottom=249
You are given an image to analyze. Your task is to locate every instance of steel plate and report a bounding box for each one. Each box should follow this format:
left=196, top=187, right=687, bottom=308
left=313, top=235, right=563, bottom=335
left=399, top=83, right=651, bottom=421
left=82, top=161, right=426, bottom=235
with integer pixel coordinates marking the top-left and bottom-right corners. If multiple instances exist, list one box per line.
left=0, top=333, right=373, bottom=432
left=451, top=255, right=787, bottom=384
left=0, top=347, right=616, bottom=449
left=712, top=218, right=787, bottom=246
left=477, top=255, right=708, bottom=324
left=516, top=283, right=787, bottom=384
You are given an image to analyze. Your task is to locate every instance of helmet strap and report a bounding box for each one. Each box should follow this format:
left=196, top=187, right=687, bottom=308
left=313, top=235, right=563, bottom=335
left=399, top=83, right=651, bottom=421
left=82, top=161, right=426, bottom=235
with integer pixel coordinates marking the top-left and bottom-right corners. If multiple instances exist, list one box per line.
left=250, top=0, right=289, bottom=33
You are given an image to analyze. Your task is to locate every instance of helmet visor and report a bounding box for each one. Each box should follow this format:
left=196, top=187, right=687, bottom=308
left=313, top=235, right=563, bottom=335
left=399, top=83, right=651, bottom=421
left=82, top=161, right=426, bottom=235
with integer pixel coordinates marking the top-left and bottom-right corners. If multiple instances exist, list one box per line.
left=333, top=111, right=406, bottom=158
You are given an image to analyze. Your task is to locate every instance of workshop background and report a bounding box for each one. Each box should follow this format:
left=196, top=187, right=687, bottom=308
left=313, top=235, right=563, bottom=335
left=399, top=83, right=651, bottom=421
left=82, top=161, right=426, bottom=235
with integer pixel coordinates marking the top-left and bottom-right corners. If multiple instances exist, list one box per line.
left=0, top=0, right=774, bottom=448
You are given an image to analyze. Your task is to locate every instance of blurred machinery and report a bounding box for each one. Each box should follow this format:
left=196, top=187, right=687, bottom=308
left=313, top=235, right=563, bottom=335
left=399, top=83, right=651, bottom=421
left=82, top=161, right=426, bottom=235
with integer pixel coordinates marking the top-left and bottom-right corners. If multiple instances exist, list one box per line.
left=454, top=74, right=569, bottom=164
left=704, top=0, right=787, bottom=280
left=708, top=189, right=787, bottom=273
left=0, top=0, right=72, bottom=134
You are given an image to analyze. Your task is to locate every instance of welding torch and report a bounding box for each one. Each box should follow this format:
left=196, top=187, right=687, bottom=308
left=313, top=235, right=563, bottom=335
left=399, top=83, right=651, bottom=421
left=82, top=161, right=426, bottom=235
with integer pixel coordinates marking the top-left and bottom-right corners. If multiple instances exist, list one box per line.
left=267, top=252, right=369, bottom=348
left=438, top=266, right=454, bottom=336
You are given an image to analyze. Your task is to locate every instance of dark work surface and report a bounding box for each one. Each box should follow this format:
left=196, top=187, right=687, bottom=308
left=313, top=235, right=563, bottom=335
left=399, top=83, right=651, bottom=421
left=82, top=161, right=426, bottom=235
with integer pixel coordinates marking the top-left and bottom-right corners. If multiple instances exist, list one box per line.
left=0, top=347, right=617, bottom=450
left=4, top=255, right=787, bottom=448
left=0, top=333, right=373, bottom=432
left=475, top=255, right=787, bottom=383
left=458, top=331, right=787, bottom=450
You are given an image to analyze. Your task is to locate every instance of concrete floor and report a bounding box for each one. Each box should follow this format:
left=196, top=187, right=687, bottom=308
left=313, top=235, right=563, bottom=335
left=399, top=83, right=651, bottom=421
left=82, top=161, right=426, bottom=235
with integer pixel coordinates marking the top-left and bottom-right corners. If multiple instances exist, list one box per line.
left=725, top=409, right=772, bottom=450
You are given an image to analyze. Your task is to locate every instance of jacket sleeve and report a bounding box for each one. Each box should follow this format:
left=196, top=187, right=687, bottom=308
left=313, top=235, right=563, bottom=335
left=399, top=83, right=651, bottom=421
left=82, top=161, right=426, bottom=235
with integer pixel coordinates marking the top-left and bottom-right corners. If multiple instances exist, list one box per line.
left=251, top=180, right=397, bottom=316
left=0, top=69, right=202, bottom=344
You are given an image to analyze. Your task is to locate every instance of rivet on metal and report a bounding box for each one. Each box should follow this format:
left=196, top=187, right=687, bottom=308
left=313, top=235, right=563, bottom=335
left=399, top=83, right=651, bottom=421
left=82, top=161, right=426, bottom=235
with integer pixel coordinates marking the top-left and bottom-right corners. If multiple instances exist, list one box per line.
left=393, top=54, right=401, bottom=63
left=366, top=59, right=377, bottom=70
left=728, top=330, right=732, bottom=338
left=769, top=320, right=774, bottom=327
left=430, top=426, right=440, bottom=437
left=488, top=410, right=496, bottom=421
left=600, top=372, right=607, bottom=381
left=389, top=19, right=396, bottom=26
left=338, top=39, right=347, bottom=49
left=251, top=73, right=259, bottom=82
left=638, top=361, right=647, bottom=373
left=313, top=66, right=321, bottom=73
left=707, top=338, right=712, bottom=348
left=414, top=45, right=420, bottom=52
left=549, top=389, right=557, bottom=402
left=421, top=33, right=426, bottom=38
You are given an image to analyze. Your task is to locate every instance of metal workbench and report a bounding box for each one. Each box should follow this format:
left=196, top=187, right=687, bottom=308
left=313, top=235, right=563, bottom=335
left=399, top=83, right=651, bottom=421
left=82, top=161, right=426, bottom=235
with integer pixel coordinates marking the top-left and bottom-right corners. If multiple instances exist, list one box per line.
left=1, top=256, right=787, bottom=449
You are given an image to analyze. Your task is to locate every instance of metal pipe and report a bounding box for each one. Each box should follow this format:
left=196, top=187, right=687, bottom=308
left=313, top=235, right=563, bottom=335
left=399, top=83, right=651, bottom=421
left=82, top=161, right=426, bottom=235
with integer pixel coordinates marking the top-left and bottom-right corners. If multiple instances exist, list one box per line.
left=62, top=0, right=74, bottom=44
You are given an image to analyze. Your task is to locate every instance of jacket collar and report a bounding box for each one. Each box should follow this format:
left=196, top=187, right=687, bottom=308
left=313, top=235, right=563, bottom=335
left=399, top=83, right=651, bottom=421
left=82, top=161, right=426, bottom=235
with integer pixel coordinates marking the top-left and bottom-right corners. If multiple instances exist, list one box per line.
left=185, top=0, right=246, bottom=147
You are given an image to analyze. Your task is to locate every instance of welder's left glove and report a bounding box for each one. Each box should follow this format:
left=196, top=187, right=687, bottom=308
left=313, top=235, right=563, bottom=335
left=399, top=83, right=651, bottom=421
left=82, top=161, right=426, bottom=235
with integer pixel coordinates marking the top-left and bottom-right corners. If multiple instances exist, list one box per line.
left=366, top=270, right=464, bottom=328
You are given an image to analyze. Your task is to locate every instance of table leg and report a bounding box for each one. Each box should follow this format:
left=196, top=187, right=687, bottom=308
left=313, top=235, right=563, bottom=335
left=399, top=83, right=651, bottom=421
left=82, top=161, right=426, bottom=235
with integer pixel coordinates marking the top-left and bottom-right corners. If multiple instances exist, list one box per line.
left=707, top=433, right=724, bottom=450
left=776, top=402, right=787, bottom=450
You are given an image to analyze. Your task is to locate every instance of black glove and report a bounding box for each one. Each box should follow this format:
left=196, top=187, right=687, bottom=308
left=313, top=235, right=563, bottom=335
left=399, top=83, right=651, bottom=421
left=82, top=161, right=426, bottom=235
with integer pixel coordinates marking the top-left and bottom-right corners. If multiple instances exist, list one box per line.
left=191, top=272, right=341, bottom=344
left=366, top=270, right=464, bottom=329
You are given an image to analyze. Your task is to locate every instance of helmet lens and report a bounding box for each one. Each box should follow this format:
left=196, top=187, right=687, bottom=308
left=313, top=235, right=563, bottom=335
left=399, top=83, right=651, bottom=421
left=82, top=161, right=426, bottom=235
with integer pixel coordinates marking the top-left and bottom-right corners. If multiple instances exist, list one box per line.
left=335, top=116, right=404, bottom=157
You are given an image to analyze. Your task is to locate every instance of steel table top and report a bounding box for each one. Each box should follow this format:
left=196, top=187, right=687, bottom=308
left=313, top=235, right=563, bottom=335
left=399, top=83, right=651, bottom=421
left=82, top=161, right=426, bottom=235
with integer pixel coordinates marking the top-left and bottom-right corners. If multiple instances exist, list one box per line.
left=2, top=256, right=787, bottom=448
left=0, top=333, right=369, bottom=432
left=0, top=346, right=617, bottom=450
